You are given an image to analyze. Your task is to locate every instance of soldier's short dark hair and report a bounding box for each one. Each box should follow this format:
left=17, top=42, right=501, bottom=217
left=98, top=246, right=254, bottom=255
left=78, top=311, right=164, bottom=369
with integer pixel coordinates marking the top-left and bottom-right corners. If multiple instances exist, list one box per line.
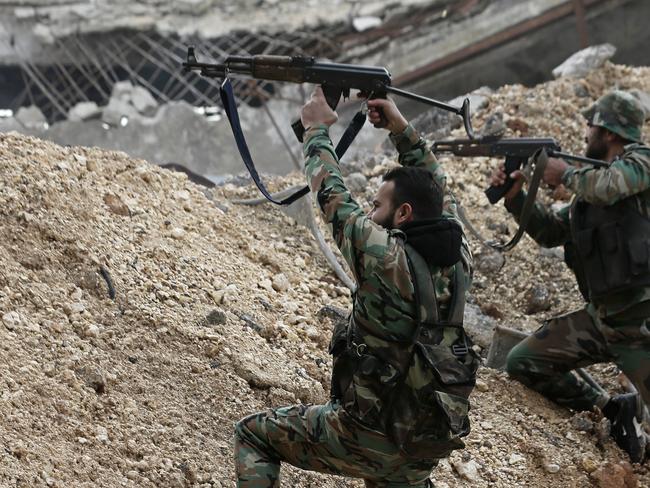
left=382, top=166, right=443, bottom=220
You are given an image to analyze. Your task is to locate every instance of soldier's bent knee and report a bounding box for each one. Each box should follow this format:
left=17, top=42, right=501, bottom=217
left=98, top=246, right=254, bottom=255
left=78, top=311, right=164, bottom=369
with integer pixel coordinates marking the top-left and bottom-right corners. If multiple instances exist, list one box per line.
left=505, top=346, right=527, bottom=378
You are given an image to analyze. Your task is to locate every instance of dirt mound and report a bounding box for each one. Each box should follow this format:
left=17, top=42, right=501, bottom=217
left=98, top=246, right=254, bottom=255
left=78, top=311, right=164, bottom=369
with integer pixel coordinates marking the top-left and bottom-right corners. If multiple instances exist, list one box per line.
left=2, top=62, right=650, bottom=487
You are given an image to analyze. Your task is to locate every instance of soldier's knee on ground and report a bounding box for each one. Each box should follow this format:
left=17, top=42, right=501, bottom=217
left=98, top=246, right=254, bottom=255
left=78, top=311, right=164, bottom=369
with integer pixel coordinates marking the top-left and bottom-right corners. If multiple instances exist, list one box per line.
left=505, top=345, right=528, bottom=380
left=234, top=413, right=264, bottom=448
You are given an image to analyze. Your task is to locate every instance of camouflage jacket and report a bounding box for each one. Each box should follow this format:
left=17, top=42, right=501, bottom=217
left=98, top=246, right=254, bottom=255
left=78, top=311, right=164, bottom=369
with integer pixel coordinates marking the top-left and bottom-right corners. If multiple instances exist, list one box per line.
left=303, top=123, right=476, bottom=455
left=506, top=143, right=650, bottom=319
left=303, top=123, right=473, bottom=342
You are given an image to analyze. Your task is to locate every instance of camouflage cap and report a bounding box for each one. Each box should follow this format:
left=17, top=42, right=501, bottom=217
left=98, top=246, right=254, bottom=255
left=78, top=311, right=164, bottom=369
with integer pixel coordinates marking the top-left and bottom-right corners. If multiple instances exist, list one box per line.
left=582, top=90, right=646, bottom=142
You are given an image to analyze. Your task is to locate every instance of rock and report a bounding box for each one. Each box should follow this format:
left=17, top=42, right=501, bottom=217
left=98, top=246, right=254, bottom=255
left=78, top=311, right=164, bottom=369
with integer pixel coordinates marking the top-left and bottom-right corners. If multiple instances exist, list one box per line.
left=539, top=246, right=564, bottom=261
left=524, top=285, right=552, bottom=314
left=574, top=83, right=591, bottom=98
left=463, top=302, right=497, bottom=350
left=2, top=311, right=21, bottom=330
left=75, top=366, right=106, bottom=394
left=83, top=324, right=101, bottom=338
left=203, top=309, right=227, bottom=326
left=95, top=425, right=109, bottom=443
left=101, top=97, right=140, bottom=126
left=448, top=87, right=493, bottom=115
left=475, top=250, right=505, bottom=274
left=480, top=112, right=506, bottom=138
left=480, top=421, right=494, bottom=430
left=508, top=453, right=525, bottom=465
left=475, top=379, right=489, bottom=392
left=544, top=463, right=561, bottom=474
left=629, top=89, right=650, bottom=120
left=505, top=117, right=530, bottom=135
left=104, top=193, right=130, bottom=216
left=68, top=101, right=101, bottom=122
left=352, top=16, right=382, bottom=32
left=317, top=304, right=348, bottom=322
left=480, top=302, right=504, bottom=320
left=232, top=354, right=278, bottom=390
left=590, top=461, right=637, bottom=488
left=552, top=43, right=617, bottom=79
left=271, top=273, right=290, bottom=292
left=571, top=414, right=594, bottom=432
left=258, top=279, right=274, bottom=292
left=344, top=172, right=368, bottom=193
left=171, top=227, right=186, bottom=239
left=131, top=86, right=158, bottom=115
left=15, top=105, right=47, bottom=129
left=485, top=325, right=528, bottom=370
left=581, top=455, right=599, bottom=473
left=111, top=80, right=135, bottom=103
left=452, top=459, right=481, bottom=483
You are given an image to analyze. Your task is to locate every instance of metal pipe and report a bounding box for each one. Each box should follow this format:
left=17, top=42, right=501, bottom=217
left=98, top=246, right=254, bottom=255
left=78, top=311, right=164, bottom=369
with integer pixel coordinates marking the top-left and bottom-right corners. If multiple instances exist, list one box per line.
left=572, top=0, right=590, bottom=48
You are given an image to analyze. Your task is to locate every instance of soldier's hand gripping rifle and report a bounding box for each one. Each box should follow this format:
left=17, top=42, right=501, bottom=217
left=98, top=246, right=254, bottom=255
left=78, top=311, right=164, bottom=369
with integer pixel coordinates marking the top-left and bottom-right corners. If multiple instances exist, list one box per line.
left=432, top=137, right=607, bottom=252
left=183, top=47, right=476, bottom=205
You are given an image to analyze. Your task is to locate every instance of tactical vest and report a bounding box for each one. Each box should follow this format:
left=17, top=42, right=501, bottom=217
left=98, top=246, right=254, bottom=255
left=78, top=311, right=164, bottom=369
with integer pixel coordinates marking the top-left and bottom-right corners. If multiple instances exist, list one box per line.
left=329, top=243, right=479, bottom=457
left=566, top=196, right=650, bottom=302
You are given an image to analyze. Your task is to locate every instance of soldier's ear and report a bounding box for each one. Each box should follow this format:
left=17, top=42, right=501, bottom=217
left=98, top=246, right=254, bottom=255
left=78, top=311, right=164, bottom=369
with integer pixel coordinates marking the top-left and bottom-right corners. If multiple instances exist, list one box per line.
left=395, top=202, right=414, bottom=225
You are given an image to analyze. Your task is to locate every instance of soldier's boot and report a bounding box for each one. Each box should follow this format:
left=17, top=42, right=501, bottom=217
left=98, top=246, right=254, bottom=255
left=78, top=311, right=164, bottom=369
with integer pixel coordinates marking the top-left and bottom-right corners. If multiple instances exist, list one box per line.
left=604, top=393, right=647, bottom=463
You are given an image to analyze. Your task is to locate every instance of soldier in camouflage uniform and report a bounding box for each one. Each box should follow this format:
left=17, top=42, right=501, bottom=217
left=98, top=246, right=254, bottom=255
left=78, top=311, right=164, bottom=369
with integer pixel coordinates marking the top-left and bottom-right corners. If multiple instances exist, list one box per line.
left=234, top=88, right=479, bottom=487
left=492, top=90, right=650, bottom=462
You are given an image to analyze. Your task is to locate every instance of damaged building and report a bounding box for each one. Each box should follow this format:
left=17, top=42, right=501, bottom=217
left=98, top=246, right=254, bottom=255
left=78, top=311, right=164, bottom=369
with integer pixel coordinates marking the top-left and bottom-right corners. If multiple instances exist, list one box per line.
left=0, top=0, right=649, bottom=179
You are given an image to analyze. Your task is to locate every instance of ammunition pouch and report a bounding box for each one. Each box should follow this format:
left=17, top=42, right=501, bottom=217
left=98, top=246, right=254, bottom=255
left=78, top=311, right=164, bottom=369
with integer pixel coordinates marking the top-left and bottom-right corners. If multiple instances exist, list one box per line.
left=570, top=198, right=650, bottom=301
left=329, top=243, right=478, bottom=457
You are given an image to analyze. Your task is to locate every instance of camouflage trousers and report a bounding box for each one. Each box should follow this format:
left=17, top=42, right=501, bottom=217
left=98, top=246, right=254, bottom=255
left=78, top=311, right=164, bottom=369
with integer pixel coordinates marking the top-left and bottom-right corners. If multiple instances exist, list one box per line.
left=506, top=307, right=650, bottom=411
left=234, top=401, right=441, bottom=487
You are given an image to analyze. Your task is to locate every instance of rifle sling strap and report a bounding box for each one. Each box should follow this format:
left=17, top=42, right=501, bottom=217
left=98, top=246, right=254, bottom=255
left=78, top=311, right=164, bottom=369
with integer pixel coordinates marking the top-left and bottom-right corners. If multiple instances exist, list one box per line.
left=455, top=148, right=549, bottom=253
left=220, top=78, right=366, bottom=206
left=493, top=148, right=549, bottom=252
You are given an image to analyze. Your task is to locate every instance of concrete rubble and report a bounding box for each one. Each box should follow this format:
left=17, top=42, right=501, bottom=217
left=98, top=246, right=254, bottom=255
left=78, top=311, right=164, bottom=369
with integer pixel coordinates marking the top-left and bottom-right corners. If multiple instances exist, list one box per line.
left=552, top=43, right=618, bottom=79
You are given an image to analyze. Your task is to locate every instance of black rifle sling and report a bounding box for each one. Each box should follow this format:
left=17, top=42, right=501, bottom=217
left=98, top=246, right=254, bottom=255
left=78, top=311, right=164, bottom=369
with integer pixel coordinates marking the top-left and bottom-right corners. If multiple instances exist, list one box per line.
left=492, top=148, right=549, bottom=252
left=455, top=149, right=549, bottom=253
left=220, top=78, right=367, bottom=206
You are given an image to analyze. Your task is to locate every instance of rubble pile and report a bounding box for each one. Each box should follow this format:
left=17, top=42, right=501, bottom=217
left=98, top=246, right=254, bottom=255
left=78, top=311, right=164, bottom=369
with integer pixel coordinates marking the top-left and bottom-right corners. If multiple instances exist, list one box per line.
left=1, top=60, right=650, bottom=487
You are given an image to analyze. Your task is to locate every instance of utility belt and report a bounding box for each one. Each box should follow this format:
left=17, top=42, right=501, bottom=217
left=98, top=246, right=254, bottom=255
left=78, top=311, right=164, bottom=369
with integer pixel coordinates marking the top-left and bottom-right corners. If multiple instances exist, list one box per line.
left=329, top=245, right=479, bottom=457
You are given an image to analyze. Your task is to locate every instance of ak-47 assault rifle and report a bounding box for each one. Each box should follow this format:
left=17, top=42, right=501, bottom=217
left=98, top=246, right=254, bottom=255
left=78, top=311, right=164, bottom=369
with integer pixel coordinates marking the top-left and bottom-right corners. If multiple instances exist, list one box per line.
left=432, top=137, right=608, bottom=252
left=432, top=137, right=608, bottom=204
left=183, top=47, right=476, bottom=205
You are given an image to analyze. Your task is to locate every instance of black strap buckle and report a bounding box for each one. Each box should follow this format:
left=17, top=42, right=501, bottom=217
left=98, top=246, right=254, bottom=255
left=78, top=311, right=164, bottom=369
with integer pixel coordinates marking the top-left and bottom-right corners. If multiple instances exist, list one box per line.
left=451, top=342, right=469, bottom=358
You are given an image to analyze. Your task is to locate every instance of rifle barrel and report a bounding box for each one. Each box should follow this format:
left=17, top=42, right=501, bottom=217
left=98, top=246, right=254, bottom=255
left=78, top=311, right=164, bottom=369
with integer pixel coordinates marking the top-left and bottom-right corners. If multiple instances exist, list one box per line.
left=548, top=150, right=608, bottom=168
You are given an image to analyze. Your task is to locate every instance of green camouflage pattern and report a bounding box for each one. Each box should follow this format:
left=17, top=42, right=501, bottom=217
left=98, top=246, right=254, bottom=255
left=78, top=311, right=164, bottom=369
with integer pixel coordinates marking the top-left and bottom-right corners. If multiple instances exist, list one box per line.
left=233, top=123, right=475, bottom=487
left=504, top=133, right=650, bottom=415
left=234, top=401, right=439, bottom=487
left=507, top=143, right=650, bottom=318
left=506, top=308, right=650, bottom=411
left=582, top=90, right=646, bottom=142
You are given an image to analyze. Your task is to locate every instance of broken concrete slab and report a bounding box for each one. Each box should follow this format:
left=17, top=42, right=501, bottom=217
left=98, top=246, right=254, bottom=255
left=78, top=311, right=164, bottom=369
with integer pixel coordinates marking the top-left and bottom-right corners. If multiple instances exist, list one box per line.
left=101, top=98, right=141, bottom=127
left=463, top=302, right=497, bottom=350
left=552, top=43, right=617, bottom=79
left=411, top=86, right=493, bottom=139
left=15, top=105, right=47, bottom=129
left=131, top=86, right=158, bottom=115
left=485, top=325, right=527, bottom=370
left=67, top=101, right=101, bottom=122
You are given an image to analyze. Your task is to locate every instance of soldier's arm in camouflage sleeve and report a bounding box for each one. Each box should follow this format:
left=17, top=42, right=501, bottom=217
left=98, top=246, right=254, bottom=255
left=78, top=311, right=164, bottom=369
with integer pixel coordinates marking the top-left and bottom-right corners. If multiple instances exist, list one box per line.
left=504, top=190, right=571, bottom=248
left=302, top=124, right=399, bottom=284
left=562, top=146, right=650, bottom=205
